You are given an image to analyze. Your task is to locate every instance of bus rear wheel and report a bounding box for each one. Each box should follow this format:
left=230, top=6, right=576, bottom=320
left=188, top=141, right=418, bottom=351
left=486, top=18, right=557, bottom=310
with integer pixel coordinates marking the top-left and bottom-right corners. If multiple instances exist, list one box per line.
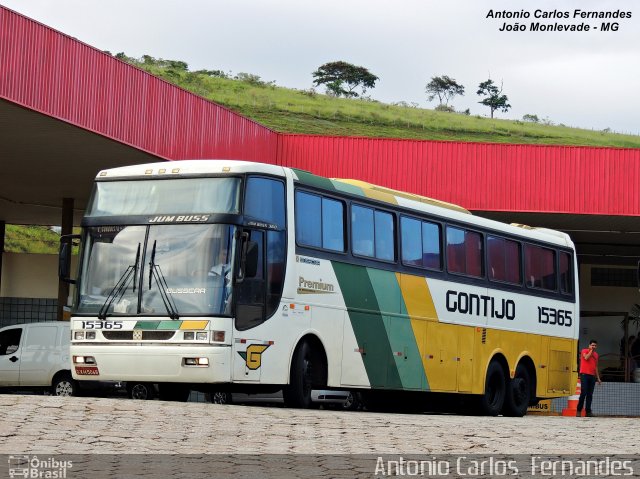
left=283, top=341, right=323, bottom=409
left=477, top=361, right=506, bottom=416
left=502, top=364, right=531, bottom=417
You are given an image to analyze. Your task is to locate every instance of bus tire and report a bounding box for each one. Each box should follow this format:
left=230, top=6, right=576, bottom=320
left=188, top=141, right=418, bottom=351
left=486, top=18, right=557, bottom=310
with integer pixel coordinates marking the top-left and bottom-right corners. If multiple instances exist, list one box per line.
left=477, top=361, right=506, bottom=416
left=502, top=364, right=531, bottom=417
left=283, top=341, right=316, bottom=409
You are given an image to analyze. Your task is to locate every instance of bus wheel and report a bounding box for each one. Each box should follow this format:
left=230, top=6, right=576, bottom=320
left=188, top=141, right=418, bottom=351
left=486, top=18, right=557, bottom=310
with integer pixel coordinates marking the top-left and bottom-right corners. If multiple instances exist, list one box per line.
left=127, top=382, right=155, bottom=400
left=283, top=341, right=316, bottom=408
left=477, top=361, right=506, bottom=416
left=158, top=383, right=191, bottom=402
left=502, top=364, right=531, bottom=417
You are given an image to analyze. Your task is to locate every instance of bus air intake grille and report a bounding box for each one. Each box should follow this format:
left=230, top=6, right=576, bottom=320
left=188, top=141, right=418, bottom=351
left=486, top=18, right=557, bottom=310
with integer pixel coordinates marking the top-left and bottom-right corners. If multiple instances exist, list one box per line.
left=481, top=328, right=487, bottom=344
left=103, top=331, right=176, bottom=341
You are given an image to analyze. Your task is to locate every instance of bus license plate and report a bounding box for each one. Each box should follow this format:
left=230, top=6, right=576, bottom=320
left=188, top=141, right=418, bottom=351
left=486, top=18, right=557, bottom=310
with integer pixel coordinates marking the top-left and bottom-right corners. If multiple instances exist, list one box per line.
left=75, top=366, right=99, bottom=376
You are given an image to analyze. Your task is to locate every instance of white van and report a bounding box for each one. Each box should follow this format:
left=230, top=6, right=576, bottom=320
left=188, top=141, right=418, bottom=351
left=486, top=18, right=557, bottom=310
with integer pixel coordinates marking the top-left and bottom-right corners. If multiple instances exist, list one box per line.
left=0, top=321, right=76, bottom=396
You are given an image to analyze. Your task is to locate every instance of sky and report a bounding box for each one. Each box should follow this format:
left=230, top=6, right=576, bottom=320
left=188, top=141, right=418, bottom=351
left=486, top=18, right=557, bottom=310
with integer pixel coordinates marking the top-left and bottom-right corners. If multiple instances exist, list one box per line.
left=2, top=0, right=638, bottom=134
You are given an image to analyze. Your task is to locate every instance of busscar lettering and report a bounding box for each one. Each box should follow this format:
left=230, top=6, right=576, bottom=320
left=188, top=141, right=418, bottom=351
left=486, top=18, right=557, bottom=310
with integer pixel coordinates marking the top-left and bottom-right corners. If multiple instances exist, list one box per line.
left=446, top=290, right=515, bottom=320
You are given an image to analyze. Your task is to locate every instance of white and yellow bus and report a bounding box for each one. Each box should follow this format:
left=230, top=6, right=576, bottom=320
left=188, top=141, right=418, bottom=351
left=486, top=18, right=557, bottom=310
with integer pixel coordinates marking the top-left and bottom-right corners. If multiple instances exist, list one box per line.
left=63, top=160, right=579, bottom=415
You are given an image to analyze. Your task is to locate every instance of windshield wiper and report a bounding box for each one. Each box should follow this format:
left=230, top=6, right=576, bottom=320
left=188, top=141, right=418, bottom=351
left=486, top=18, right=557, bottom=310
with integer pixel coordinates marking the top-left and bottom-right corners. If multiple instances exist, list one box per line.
left=98, top=243, right=140, bottom=319
left=148, top=240, right=180, bottom=320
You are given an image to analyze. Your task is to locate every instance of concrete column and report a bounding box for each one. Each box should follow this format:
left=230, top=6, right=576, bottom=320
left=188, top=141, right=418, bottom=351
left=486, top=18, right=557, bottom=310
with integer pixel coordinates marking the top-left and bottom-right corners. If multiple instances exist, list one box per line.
left=57, top=198, right=74, bottom=321
left=0, top=221, right=5, bottom=296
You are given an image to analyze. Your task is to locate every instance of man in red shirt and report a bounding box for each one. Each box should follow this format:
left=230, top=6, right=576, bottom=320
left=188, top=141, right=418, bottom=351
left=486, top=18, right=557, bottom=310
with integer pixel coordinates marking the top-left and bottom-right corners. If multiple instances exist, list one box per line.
left=577, top=339, right=602, bottom=417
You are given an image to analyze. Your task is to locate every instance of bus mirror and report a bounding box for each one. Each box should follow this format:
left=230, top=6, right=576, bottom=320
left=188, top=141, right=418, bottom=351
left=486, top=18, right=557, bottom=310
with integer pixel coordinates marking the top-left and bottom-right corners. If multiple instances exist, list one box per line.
left=59, top=234, right=80, bottom=284
left=244, top=241, right=259, bottom=278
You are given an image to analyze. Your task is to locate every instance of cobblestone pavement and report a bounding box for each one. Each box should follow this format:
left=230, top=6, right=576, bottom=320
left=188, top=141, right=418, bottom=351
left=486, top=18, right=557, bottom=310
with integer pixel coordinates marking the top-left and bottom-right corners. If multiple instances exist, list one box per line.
left=1, top=394, right=638, bottom=455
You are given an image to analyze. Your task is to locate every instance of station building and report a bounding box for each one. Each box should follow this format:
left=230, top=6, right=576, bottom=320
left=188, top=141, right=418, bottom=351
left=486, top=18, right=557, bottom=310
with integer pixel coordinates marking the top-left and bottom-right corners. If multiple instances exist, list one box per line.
left=1, top=6, right=639, bottom=412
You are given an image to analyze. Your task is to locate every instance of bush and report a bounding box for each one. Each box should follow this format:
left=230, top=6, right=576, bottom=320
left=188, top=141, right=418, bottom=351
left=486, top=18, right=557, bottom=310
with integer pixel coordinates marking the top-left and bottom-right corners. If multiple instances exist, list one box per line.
left=235, top=73, right=266, bottom=86
left=434, top=104, right=455, bottom=113
left=522, top=114, right=540, bottom=123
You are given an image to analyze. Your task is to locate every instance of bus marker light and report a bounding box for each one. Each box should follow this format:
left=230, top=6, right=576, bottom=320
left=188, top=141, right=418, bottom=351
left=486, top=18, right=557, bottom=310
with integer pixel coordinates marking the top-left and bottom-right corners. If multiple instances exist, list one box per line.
left=171, top=168, right=180, bottom=174
left=197, top=358, right=209, bottom=366
left=73, top=356, right=84, bottom=364
left=239, top=338, right=247, bottom=344
left=144, top=169, right=153, bottom=175
left=268, top=340, right=274, bottom=345
left=222, top=167, right=231, bottom=172
left=158, top=169, right=166, bottom=174
left=290, top=304, right=295, bottom=309
left=86, top=332, right=96, bottom=340
left=99, top=171, right=107, bottom=176
left=212, top=331, right=225, bottom=342
left=74, top=332, right=85, bottom=340
left=184, top=358, right=197, bottom=365
left=305, top=305, right=310, bottom=311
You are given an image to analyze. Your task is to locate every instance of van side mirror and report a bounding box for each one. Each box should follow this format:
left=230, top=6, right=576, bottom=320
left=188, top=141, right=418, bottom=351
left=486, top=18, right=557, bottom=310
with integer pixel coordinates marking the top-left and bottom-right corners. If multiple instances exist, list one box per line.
left=59, top=234, right=81, bottom=284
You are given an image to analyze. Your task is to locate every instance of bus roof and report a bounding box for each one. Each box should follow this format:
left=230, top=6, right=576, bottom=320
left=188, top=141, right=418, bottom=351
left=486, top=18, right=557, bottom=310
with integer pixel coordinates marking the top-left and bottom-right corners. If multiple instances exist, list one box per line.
left=95, top=160, right=573, bottom=248
left=96, top=160, right=287, bottom=179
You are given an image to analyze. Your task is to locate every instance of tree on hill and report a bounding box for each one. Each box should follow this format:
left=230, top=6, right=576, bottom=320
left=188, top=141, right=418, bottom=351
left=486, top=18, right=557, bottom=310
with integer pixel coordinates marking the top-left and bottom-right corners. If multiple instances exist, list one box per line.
left=477, top=79, right=511, bottom=118
left=312, top=61, right=379, bottom=98
left=425, top=75, right=465, bottom=107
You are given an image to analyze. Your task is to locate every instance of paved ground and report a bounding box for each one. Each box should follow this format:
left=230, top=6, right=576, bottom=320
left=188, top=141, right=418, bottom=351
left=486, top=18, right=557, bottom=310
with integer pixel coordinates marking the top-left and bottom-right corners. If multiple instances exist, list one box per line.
left=1, top=394, right=638, bottom=455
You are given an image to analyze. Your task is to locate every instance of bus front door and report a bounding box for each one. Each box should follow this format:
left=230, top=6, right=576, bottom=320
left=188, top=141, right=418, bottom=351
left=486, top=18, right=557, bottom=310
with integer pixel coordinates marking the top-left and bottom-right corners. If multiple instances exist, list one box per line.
left=232, top=229, right=267, bottom=382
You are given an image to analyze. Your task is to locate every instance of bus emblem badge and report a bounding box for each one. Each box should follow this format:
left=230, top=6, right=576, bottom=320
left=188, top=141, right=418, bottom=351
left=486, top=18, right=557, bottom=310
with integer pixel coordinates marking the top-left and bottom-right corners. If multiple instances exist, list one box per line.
left=132, top=330, right=143, bottom=341
left=238, top=344, right=271, bottom=370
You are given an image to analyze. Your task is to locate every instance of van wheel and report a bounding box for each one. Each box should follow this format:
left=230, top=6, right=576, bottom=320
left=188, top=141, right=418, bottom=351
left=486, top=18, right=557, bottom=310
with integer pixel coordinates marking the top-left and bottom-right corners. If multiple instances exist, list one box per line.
left=502, top=364, right=531, bottom=417
left=477, top=361, right=506, bottom=416
left=283, top=341, right=316, bottom=408
left=127, top=382, right=155, bottom=400
left=52, top=373, right=77, bottom=397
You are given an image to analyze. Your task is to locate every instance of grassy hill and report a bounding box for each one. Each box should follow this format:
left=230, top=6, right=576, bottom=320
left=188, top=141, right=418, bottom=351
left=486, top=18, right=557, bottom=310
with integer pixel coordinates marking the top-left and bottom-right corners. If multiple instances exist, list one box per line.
left=4, top=225, right=61, bottom=254
left=118, top=54, right=640, bottom=148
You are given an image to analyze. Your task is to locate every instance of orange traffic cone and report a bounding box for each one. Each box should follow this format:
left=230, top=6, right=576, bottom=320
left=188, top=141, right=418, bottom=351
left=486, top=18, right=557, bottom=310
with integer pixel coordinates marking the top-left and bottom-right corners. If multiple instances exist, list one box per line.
left=562, top=379, right=584, bottom=416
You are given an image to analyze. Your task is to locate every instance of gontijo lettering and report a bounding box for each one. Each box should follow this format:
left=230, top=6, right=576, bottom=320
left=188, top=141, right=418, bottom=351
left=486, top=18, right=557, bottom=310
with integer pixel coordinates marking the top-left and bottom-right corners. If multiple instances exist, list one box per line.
left=446, top=290, right=515, bottom=320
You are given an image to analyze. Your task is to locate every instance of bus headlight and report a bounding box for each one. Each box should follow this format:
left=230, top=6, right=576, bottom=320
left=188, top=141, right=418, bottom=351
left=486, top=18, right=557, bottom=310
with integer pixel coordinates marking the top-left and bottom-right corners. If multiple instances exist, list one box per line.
left=183, top=332, right=195, bottom=340
left=196, top=332, right=208, bottom=341
left=74, top=331, right=96, bottom=340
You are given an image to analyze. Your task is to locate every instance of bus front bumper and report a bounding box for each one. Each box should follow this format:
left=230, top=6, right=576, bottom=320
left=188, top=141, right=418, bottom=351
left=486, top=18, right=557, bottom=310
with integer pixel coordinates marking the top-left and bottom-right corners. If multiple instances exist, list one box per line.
left=70, top=344, right=232, bottom=383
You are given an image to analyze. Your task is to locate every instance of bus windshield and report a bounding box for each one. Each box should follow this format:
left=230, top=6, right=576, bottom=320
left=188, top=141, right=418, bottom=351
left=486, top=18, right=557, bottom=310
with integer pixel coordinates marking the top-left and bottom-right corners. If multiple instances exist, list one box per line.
left=86, top=177, right=241, bottom=217
left=76, top=224, right=236, bottom=317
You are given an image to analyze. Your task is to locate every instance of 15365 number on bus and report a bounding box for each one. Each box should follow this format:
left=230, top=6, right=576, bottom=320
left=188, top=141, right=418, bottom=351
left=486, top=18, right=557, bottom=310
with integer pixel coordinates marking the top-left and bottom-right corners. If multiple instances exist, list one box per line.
left=537, top=307, right=572, bottom=327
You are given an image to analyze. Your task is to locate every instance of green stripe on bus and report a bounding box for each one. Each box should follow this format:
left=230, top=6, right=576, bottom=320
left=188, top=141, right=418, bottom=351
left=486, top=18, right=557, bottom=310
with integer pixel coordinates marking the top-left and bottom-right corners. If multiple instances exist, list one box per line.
left=331, top=180, right=366, bottom=197
left=367, top=268, right=426, bottom=391
left=332, top=262, right=402, bottom=389
left=156, top=321, right=182, bottom=330
left=292, top=169, right=337, bottom=191
left=134, top=321, right=161, bottom=330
